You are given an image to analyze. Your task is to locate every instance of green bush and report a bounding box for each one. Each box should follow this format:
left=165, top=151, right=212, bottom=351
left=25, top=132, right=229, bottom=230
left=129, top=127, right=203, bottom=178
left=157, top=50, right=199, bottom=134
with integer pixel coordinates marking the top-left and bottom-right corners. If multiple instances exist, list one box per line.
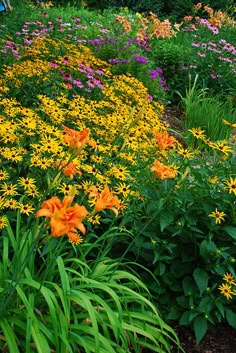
left=0, top=219, right=181, bottom=352
left=85, top=0, right=164, bottom=14
left=115, top=132, right=236, bottom=343
left=151, top=41, right=192, bottom=102
left=177, top=75, right=236, bottom=141
left=162, top=0, right=196, bottom=20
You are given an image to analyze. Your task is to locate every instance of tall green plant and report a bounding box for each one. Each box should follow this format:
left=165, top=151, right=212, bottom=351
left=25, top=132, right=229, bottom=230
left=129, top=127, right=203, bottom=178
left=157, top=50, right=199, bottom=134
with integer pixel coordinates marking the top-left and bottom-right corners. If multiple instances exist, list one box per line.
left=0, top=218, right=182, bottom=353
left=177, top=75, right=236, bottom=142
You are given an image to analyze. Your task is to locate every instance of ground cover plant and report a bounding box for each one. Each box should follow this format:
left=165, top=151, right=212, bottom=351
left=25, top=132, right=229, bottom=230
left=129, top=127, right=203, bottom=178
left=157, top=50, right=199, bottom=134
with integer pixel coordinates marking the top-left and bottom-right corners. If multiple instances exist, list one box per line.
left=0, top=0, right=236, bottom=351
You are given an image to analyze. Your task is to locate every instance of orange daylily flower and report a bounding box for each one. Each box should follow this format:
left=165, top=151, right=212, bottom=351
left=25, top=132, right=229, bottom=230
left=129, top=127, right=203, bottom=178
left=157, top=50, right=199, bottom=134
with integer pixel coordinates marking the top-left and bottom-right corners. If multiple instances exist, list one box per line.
left=63, top=162, right=82, bottom=180
left=36, top=195, right=88, bottom=244
left=88, top=184, right=123, bottom=217
left=152, top=130, right=177, bottom=150
left=57, top=160, right=82, bottom=180
left=62, top=125, right=96, bottom=153
left=151, top=159, right=177, bottom=179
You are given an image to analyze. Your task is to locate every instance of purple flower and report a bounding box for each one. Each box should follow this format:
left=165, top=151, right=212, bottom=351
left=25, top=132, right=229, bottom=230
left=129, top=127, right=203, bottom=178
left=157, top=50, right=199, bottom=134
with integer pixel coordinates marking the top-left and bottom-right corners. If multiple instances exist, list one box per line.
left=87, top=80, right=96, bottom=88
left=50, top=60, right=58, bottom=68
left=150, top=68, right=163, bottom=80
left=89, top=39, right=102, bottom=45
left=198, top=52, right=206, bottom=57
left=62, top=72, right=72, bottom=81
left=24, top=37, right=33, bottom=45
left=108, top=58, right=128, bottom=64
left=219, top=39, right=227, bottom=45
left=100, top=28, right=110, bottom=33
left=207, top=25, right=219, bottom=35
left=71, top=17, right=81, bottom=22
left=109, top=58, right=120, bottom=63
left=199, top=19, right=209, bottom=26
left=73, top=79, right=83, bottom=88
left=133, top=55, right=148, bottom=63
left=77, top=39, right=87, bottom=44
left=95, top=69, right=105, bottom=75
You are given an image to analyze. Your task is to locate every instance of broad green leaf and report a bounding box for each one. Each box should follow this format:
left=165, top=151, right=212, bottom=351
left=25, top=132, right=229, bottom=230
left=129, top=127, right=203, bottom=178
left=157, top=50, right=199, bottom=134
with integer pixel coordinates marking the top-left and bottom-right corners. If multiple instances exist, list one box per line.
left=167, top=306, right=181, bottom=320
left=193, top=268, right=209, bottom=295
left=179, top=311, right=191, bottom=325
left=197, top=296, right=212, bottom=311
left=183, top=276, right=196, bottom=296
left=226, top=309, right=236, bottom=329
left=193, top=316, right=208, bottom=344
left=199, top=240, right=217, bottom=257
left=223, top=226, right=236, bottom=240
left=215, top=300, right=225, bottom=318
left=160, top=212, right=174, bottom=232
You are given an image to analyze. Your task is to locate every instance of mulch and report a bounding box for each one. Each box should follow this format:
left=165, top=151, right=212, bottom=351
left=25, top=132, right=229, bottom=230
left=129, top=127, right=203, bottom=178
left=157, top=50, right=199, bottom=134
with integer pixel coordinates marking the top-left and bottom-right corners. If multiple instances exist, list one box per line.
left=172, top=324, right=236, bottom=353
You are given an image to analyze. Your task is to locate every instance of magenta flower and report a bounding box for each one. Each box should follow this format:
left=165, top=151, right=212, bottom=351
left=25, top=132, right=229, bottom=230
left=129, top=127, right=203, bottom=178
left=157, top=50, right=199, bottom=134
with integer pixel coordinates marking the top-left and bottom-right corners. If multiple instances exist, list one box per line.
left=73, top=79, right=83, bottom=88
left=50, top=60, right=58, bottom=68
left=198, top=52, right=206, bottom=57
left=62, top=72, right=72, bottom=81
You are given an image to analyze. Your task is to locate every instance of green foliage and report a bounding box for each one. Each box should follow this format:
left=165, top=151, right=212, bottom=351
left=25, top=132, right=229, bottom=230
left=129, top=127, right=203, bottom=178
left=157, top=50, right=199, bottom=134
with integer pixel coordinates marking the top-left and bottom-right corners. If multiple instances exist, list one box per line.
left=0, top=1, right=236, bottom=348
left=162, top=0, right=196, bottom=20
left=85, top=0, right=164, bottom=14
left=205, top=0, right=235, bottom=12
left=177, top=75, right=236, bottom=141
left=114, top=134, right=236, bottom=342
left=151, top=40, right=193, bottom=101
left=0, top=218, right=181, bottom=352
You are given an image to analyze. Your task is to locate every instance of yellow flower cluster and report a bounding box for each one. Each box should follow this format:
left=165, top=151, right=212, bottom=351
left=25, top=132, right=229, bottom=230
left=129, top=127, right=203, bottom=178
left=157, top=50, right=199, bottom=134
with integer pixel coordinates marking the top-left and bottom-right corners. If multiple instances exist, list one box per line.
left=219, top=273, right=236, bottom=300
left=0, top=37, right=166, bottom=232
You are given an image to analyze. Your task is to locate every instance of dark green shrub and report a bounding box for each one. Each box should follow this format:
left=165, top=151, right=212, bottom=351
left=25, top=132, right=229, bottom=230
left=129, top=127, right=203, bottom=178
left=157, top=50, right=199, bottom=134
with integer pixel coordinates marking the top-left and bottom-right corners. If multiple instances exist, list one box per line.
left=151, top=41, right=193, bottom=102
left=45, top=0, right=82, bottom=6
left=162, top=0, right=196, bottom=19
left=114, top=142, right=236, bottom=343
left=205, top=0, right=234, bottom=12
left=85, top=0, right=164, bottom=14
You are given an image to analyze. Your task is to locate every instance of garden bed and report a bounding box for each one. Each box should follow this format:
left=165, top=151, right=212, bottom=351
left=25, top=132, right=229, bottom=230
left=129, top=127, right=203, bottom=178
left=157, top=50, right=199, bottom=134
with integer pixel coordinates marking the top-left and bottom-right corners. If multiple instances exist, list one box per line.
left=172, top=324, right=236, bottom=353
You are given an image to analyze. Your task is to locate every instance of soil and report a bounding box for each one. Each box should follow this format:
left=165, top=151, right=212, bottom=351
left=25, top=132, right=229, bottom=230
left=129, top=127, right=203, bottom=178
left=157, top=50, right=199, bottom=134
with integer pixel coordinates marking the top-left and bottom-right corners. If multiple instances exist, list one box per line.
left=160, top=104, right=185, bottom=141
left=172, top=324, right=236, bottom=353
left=161, top=105, right=236, bottom=353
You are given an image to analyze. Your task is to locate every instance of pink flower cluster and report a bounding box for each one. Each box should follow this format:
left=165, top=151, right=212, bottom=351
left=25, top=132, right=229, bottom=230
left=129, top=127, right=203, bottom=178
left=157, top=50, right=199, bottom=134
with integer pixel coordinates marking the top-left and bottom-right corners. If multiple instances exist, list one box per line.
left=49, top=58, right=105, bottom=92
